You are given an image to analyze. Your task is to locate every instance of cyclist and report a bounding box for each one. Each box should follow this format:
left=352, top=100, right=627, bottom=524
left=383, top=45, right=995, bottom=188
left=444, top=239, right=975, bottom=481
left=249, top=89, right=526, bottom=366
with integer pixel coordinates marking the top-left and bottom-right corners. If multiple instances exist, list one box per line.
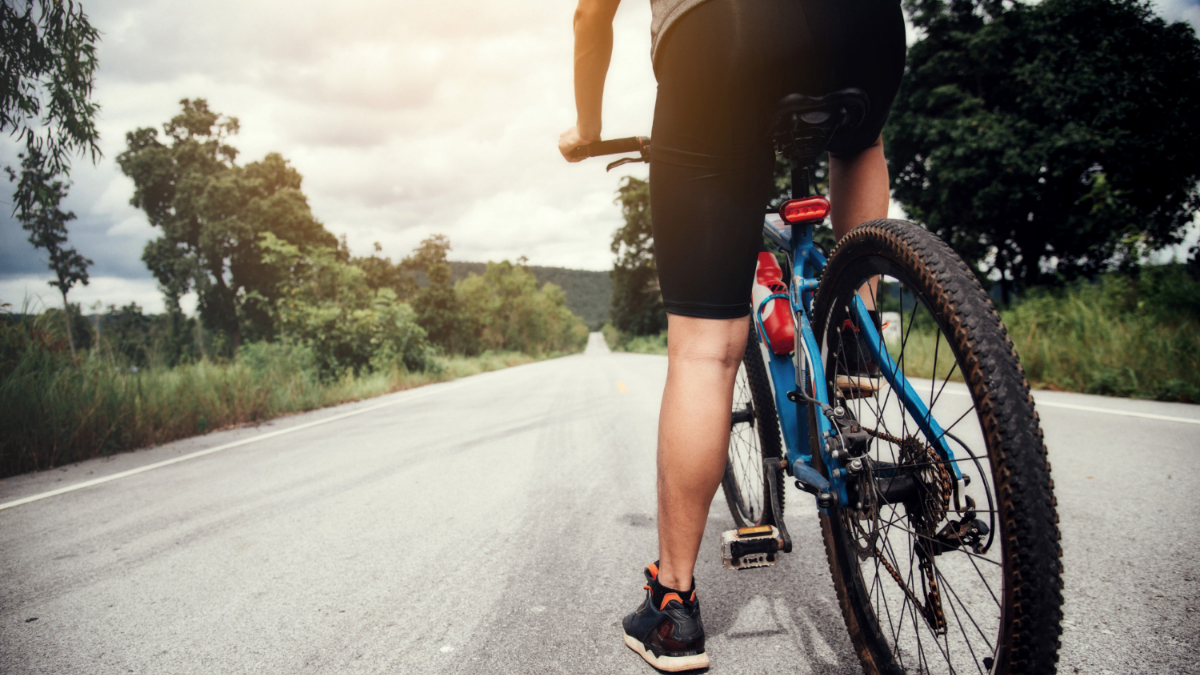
left=559, top=0, right=905, bottom=669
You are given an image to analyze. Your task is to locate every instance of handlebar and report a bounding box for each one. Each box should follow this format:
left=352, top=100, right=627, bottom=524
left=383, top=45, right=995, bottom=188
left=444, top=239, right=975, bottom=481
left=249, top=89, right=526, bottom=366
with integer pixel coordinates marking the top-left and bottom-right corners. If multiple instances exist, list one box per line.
left=571, top=136, right=650, bottom=160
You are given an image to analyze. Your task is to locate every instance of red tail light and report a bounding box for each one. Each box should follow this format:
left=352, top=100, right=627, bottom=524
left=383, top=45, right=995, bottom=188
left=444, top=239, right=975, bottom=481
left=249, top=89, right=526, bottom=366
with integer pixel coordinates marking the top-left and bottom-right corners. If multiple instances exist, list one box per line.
left=779, top=196, right=830, bottom=224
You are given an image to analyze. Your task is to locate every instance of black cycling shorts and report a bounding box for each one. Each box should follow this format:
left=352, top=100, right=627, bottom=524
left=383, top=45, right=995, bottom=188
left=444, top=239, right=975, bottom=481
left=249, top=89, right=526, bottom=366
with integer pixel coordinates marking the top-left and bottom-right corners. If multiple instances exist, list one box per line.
left=650, top=0, right=906, bottom=320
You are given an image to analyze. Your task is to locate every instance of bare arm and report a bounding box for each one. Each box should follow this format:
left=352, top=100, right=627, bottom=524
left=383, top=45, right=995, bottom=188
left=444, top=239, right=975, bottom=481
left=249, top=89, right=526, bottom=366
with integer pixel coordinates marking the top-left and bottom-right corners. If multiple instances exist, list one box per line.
left=559, top=0, right=622, bottom=161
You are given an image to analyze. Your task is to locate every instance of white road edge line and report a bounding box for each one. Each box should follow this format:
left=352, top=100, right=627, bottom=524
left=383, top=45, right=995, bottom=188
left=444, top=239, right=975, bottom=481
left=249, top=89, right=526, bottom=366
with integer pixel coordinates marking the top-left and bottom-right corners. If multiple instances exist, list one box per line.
left=940, top=389, right=1200, bottom=425
left=0, top=377, right=476, bottom=513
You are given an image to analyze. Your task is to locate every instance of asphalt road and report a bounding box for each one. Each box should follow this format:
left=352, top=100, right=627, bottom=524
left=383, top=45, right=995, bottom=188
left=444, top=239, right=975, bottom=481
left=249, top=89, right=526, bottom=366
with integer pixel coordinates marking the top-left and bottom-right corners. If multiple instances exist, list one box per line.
left=2, top=333, right=1198, bottom=674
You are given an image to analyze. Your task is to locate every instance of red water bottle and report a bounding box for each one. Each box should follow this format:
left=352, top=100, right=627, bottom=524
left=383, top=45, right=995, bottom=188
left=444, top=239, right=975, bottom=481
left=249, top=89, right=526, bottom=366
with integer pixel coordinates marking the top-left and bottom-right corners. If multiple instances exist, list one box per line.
left=752, top=251, right=795, bottom=355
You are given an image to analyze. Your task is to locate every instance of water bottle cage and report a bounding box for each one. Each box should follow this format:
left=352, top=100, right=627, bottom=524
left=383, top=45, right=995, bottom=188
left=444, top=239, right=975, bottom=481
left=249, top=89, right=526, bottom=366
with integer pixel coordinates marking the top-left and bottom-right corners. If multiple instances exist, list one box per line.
left=754, top=292, right=794, bottom=355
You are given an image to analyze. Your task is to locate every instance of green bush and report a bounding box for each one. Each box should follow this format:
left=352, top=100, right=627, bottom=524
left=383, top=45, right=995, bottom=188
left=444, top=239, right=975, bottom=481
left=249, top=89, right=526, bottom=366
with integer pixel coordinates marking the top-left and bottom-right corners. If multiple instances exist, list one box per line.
left=1001, top=268, right=1199, bottom=402
left=0, top=309, right=546, bottom=477
left=456, top=261, right=589, bottom=354
left=601, top=322, right=667, bottom=355
left=896, top=265, right=1200, bottom=402
left=258, top=233, right=436, bottom=378
left=600, top=322, right=622, bottom=350
left=0, top=233, right=597, bottom=477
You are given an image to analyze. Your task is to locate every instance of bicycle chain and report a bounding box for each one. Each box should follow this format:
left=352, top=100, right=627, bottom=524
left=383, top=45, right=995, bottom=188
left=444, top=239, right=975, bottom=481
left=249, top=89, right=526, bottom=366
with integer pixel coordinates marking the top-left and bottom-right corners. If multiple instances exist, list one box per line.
left=859, top=427, right=951, bottom=634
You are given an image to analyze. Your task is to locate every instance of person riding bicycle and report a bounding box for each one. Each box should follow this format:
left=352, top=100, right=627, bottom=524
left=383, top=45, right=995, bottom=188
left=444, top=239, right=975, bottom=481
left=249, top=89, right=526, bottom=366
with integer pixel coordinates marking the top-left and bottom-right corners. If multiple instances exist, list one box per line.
left=559, top=0, right=905, bottom=669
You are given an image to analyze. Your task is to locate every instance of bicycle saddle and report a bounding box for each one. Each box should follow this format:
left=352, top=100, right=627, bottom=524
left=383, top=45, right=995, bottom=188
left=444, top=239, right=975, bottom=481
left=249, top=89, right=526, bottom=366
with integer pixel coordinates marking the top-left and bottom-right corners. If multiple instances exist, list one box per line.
left=766, top=89, right=870, bottom=166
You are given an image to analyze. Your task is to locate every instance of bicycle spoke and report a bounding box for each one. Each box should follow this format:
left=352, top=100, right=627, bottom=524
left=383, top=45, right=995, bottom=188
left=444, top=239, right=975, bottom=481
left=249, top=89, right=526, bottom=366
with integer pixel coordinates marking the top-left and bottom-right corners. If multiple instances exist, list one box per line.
left=933, top=406, right=977, bottom=445
left=959, top=542, right=1002, bottom=607
left=881, top=524, right=1002, bottom=566
left=936, top=566, right=998, bottom=654
left=931, top=330, right=940, bottom=408
left=939, top=566, right=988, bottom=675
left=930, top=360, right=962, bottom=411
left=811, top=222, right=1060, bottom=673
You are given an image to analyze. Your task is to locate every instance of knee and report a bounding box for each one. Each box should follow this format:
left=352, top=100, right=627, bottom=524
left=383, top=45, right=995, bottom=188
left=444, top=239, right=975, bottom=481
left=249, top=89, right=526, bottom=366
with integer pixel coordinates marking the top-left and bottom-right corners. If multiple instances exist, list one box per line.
left=671, top=340, right=744, bottom=371
left=666, top=315, right=748, bottom=371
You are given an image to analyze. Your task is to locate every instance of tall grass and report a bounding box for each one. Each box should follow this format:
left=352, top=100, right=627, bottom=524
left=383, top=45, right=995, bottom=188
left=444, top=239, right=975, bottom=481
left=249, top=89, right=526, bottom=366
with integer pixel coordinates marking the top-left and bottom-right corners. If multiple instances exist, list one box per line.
left=601, top=323, right=668, bottom=355
left=894, top=267, right=1200, bottom=402
left=0, top=337, right=548, bottom=478
left=603, top=267, right=1200, bottom=403
left=999, top=278, right=1199, bottom=401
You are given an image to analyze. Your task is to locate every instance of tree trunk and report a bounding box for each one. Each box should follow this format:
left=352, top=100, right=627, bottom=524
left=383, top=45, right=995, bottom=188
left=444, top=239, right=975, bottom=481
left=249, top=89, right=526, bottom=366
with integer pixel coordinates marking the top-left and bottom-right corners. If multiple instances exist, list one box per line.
left=195, top=321, right=207, bottom=360
left=60, top=289, right=77, bottom=360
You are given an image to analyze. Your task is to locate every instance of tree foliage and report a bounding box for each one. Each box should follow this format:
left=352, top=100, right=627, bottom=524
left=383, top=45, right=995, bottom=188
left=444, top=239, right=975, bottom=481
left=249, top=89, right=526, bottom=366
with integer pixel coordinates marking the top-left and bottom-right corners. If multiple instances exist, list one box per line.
left=10, top=151, right=91, bottom=356
left=610, top=177, right=667, bottom=335
left=406, top=235, right=480, bottom=354
left=456, top=261, right=589, bottom=354
left=2, top=0, right=102, bottom=358
left=117, top=99, right=336, bottom=355
left=1, top=0, right=100, bottom=190
left=257, top=233, right=433, bottom=377
left=353, top=241, right=419, bottom=300
left=887, top=0, right=1200, bottom=291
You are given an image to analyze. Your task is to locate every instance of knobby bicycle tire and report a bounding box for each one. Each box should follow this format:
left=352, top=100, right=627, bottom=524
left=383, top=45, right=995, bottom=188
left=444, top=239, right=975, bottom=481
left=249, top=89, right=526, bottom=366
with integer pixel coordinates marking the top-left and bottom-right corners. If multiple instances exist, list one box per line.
left=809, top=219, right=1062, bottom=674
left=722, top=325, right=785, bottom=528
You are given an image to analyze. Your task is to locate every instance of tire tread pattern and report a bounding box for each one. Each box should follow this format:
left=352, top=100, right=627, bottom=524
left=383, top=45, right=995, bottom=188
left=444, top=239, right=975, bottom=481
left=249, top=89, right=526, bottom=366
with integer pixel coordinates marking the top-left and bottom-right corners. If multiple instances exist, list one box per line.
left=812, top=219, right=1062, bottom=674
left=722, top=327, right=786, bottom=527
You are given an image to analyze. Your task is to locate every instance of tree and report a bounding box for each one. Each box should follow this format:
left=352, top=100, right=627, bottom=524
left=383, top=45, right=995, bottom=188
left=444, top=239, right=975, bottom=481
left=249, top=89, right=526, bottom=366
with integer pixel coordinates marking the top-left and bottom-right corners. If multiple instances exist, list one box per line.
left=99, top=302, right=154, bottom=367
left=887, top=0, right=1200, bottom=293
left=256, top=233, right=432, bottom=377
left=456, top=260, right=588, bottom=354
left=353, top=241, right=418, bottom=300
left=350, top=235, right=480, bottom=353
left=2, top=0, right=101, bottom=358
left=404, top=235, right=478, bottom=354
left=610, top=177, right=667, bottom=335
left=12, top=152, right=91, bottom=357
left=117, top=99, right=336, bottom=356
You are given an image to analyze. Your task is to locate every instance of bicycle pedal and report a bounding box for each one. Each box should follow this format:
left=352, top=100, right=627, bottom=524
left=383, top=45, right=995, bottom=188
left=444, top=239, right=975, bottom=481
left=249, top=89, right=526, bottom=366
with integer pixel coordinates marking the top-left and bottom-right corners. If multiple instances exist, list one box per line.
left=721, top=526, right=783, bottom=570
left=836, top=374, right=881, bottom=399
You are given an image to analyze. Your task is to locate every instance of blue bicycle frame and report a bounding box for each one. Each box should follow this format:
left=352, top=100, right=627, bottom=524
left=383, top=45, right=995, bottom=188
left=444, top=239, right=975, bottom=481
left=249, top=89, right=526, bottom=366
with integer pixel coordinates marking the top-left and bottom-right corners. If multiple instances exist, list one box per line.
left=754, top=215, right=960, bottom=513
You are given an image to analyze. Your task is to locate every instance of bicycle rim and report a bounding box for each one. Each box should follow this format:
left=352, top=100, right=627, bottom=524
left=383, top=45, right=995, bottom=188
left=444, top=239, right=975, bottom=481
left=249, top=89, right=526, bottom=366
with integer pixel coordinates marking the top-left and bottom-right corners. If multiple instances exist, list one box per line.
left=811, top=220, right=1062, bottom=675
left=723, top=327, right=783, bottom=528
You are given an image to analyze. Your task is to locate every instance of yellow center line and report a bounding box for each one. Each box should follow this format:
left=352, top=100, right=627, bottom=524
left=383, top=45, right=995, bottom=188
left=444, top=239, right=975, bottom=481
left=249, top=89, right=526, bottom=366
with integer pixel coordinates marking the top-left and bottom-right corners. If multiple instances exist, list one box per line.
left=616, top=381, right=629, bottom=394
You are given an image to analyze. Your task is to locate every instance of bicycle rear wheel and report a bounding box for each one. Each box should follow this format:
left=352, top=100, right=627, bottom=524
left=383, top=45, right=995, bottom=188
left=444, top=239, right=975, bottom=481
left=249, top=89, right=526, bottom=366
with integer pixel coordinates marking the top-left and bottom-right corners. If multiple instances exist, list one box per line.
left=810, top=219, right=1062, bottom=674
left=722, top=325, right=784, bottom=528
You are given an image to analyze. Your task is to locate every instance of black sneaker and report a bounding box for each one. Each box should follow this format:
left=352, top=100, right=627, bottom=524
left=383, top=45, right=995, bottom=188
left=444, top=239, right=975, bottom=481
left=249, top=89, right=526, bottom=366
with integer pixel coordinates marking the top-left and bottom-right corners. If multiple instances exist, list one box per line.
left=622, top=562, right=709, bottom=672
left=836, top=309, right=884, bottom=396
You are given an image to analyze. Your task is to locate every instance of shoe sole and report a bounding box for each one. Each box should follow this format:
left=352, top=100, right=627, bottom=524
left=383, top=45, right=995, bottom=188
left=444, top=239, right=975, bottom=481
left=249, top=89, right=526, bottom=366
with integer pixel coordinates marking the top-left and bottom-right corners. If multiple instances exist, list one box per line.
left=623, top=633, right=709, bottom=672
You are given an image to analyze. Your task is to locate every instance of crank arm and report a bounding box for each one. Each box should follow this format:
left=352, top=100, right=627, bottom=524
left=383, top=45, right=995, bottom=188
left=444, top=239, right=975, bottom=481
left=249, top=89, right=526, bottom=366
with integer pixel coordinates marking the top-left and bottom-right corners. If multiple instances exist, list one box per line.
left=763, top=457, right=793, bottom=553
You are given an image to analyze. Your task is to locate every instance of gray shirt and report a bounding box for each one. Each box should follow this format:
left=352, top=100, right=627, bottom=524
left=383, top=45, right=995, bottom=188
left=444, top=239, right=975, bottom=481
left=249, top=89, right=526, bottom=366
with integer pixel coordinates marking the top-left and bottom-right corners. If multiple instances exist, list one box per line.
left=650, top=0, right=709, bottom=64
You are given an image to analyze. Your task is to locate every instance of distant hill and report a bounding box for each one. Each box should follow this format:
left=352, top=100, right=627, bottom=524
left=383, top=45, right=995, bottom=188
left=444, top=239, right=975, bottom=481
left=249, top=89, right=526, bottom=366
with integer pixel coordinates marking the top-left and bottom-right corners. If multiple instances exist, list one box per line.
left=449, top=262, right=610, bottom=329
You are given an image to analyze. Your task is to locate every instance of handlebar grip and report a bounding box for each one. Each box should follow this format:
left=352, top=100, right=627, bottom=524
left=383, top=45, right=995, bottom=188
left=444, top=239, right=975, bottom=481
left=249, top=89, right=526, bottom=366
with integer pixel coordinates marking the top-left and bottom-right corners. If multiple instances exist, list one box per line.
left=571, top=136, right=648, bottom=160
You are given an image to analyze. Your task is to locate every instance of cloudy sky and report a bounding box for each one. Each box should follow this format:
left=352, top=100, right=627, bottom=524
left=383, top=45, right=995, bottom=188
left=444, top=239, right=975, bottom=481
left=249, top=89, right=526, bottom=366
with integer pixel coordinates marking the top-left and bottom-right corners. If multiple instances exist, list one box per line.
left=2, top=0, right=1198, bottom=314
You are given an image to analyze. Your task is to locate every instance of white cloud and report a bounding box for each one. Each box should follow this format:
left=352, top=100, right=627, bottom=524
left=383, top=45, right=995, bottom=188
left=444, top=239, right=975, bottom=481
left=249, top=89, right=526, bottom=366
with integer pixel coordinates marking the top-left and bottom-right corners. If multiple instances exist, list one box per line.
left=2, top=0, right=659, bottom=312
left=14, top=0, right=1187, bottom=315
left=1153, top=0, right=1200, bottom=30
left=0, top=275, right=196, bottom=315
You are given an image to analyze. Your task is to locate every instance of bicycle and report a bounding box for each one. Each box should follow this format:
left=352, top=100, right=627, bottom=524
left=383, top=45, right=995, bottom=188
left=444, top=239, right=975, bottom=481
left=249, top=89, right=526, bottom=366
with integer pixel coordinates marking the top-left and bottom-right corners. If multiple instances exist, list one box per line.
left=573, top=89, right=1063, bottom=674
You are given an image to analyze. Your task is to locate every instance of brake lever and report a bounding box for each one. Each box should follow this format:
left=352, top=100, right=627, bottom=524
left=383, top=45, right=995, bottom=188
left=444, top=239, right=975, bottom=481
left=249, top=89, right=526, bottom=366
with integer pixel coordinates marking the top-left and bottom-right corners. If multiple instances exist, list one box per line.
left=605, top=146, right=652, bottom=172
left=605, top=157, right=641, bottom=171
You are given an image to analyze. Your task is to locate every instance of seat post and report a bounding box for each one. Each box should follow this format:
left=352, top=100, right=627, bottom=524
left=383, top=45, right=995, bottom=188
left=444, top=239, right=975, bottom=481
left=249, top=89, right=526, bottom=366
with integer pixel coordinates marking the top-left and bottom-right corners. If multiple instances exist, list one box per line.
left=790, top=158, right=810, bottom=199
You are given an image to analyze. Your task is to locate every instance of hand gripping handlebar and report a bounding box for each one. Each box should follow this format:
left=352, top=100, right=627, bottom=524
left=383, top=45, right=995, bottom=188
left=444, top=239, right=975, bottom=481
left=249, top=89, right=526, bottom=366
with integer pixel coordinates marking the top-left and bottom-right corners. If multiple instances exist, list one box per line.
left=570, top=136, right=651, bottom=171
left=570, top=136, right=649, bottom=159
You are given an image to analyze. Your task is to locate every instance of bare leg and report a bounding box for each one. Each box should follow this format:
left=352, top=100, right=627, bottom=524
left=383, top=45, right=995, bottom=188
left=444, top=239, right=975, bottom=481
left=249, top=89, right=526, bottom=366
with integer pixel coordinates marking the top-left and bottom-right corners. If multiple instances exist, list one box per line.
left=656, top=313, right=750, bottom=591
left=829, top=134, right=890, bottom=309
